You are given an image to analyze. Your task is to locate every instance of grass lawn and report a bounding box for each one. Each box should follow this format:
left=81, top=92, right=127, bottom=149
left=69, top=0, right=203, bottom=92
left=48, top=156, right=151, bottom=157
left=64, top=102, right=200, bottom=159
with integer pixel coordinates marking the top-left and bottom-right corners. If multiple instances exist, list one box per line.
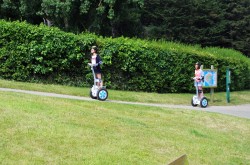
left=0, top=90, right=250, bottom=164
left=0, top=79, right=250, bottom=106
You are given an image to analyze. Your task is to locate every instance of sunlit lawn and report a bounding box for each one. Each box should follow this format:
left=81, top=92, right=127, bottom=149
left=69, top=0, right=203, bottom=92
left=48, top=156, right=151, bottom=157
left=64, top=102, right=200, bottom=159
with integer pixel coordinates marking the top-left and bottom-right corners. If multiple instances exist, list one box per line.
left=0, top=91, right=249, bottom=164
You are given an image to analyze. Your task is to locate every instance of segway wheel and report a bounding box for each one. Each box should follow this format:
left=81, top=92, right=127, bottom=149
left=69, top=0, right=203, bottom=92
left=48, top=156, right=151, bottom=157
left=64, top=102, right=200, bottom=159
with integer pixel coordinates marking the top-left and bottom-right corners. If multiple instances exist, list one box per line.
left=90, top=90, right=97, bottom=99
left=191, top=98, right=198, bottom=107
left=97, top=88, right=108, bottom=101
left=200, top=97, right=208, bottom=108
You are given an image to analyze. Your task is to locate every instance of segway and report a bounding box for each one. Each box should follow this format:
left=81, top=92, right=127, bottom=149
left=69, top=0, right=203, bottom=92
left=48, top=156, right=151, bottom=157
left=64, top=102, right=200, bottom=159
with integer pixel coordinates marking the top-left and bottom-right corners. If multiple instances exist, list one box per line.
left=88, top=63, right=108, bottom=101
left=191, top=79, right=208, bottom=108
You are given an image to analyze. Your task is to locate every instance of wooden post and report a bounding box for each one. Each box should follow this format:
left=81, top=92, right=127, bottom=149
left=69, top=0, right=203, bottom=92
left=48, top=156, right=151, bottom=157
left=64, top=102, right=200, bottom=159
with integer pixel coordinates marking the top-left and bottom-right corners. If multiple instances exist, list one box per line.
left=210, top=65, right=214, bottom=103
left=167, top=154, right=188, bottom=165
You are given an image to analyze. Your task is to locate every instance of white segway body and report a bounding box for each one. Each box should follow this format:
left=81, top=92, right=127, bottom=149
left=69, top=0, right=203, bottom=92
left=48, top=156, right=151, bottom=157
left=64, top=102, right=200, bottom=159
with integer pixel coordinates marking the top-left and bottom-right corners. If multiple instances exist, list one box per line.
left=191, top=80, right=208, bottom=108
left=192, top=95, right=199, bottom=106
left=90, top=85, right=98, bottom=98
left=191, top=95, right=208, bottom=108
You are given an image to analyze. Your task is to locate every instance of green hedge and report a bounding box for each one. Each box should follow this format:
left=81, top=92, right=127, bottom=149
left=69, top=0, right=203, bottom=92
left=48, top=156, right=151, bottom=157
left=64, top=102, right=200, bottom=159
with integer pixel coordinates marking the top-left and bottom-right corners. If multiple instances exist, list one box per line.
left=0, top=20, right=249, bottom=92
left=98, top=38, right=250, bottom=92
left=0, top=20, right=97, bottom=86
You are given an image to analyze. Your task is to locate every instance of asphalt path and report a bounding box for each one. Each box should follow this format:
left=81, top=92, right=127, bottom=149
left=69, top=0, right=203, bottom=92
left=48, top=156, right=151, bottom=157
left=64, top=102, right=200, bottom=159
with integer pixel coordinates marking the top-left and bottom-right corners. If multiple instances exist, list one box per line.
left=0, top=88, right=249, bottom=119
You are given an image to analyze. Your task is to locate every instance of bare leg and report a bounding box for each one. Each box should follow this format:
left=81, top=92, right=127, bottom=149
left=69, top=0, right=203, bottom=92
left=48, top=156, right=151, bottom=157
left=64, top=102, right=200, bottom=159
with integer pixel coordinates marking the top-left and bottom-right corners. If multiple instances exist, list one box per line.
left=96, top=73, right=102, bottom=87
left=198, top=86, right=203, bottom=99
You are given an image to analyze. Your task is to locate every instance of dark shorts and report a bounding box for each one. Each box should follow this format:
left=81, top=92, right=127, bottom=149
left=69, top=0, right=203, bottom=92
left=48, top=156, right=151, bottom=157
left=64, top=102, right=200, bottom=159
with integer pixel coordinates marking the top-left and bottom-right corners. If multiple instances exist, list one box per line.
left=94, top=68, right=101, bottom=74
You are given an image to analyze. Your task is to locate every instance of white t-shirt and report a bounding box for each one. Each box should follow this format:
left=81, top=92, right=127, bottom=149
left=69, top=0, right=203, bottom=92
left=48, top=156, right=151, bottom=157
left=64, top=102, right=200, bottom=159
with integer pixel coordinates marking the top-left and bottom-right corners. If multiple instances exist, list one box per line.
left=91, top=55, right=97, bottom=64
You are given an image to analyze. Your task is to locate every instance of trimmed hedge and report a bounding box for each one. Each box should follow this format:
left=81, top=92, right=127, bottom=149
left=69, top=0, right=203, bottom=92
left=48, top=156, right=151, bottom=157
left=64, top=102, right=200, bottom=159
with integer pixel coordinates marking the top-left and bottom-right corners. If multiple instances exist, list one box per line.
left=0, top=20, right=249, bottom=92
left=0, top=20, right=97, bottom=86
left=98, top=37, right=250, bottom=92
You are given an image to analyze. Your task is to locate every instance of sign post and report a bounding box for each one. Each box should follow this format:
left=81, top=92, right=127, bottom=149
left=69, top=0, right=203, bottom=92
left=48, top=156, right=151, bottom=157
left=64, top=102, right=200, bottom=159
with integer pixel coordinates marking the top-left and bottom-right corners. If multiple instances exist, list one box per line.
left=210, top=65, right=214, bottom=102
left=226, top=67, right=231, bottom=103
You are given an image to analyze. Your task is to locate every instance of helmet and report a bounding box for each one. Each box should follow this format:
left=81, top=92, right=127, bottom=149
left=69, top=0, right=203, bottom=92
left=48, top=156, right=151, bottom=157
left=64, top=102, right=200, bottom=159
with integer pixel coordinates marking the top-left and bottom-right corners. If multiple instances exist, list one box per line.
left=195, top=62, right=201, bottom=66
left=195, top=62, right=201, bottom=69
left=91, top=46, right=98, bottom=53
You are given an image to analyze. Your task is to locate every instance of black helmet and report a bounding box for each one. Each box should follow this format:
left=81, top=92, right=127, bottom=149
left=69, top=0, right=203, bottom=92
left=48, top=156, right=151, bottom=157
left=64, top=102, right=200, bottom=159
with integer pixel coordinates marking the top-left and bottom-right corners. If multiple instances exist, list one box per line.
left=195, top=62, right=201, bottom=66
left=91, top=46, right=98, bottom=53
left=195, top=62, right=201, bottom=69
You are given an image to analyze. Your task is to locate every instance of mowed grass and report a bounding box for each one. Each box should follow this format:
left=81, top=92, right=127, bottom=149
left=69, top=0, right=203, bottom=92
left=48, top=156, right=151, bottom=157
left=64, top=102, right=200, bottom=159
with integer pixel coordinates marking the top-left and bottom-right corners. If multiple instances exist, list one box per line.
left=0, top=91, right=250, bottom=164
left=0, top=79, right=250, bottom=106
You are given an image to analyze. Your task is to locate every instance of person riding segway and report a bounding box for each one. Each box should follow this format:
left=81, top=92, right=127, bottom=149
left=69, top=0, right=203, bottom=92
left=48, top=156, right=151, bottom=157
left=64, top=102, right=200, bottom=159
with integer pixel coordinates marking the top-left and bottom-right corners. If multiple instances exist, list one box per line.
left=88, top=46, right=108, bottom=101
left=191, top=62, right=208, bottom=108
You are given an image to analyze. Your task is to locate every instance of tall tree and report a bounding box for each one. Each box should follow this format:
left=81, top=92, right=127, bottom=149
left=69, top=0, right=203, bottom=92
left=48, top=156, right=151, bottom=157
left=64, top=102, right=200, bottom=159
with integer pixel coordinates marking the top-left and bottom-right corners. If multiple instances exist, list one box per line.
left=0, top=0, right=20, bottom=20
left=142, top=0, right=250, bottom=57
left=142, top=0, right=226, bottom=45
left=19, top=0, right=42, bottom=24
left=78, top=0, right=144, bottom=37
left=38, top=0, right=76, bottom=29
left=37, top=0, right=144, bottom=35
left=222, top=0, right=250, bottom=57
left=0, top=0, right=249, bottom=56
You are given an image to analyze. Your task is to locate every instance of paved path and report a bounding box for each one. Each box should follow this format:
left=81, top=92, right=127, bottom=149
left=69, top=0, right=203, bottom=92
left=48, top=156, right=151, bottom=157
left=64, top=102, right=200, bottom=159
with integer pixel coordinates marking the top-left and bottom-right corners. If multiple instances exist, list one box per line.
left=0, top=88, right=249, bottom=119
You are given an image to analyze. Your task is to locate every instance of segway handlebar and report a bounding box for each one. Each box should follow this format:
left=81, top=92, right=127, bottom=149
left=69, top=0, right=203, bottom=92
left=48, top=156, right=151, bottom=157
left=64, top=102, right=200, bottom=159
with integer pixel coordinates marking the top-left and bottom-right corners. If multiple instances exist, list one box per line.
left=192, top=77, right=203, bottom=81
left=88, top=63, right=98, bottom=67
left=88, top=63, right=99, bottom=69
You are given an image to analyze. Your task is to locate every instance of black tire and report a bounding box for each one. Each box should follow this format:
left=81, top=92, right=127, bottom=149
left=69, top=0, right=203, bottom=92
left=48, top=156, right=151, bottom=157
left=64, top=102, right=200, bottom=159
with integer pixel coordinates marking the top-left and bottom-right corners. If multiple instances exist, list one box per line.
left=200, top=97, right=208, bottom=108
left=90, top=90, right=97, bottom=99
left=191, top=98, right=198, bottom=107
left=97, top=88, right=108, bottom=101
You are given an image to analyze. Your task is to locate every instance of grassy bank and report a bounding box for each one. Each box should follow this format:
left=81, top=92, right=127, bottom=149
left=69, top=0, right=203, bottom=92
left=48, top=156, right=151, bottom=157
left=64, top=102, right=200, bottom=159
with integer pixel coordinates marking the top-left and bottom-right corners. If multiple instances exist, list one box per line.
left=0, top=91, right=249, bottom=164
left=0, top=79, right=250, bottom=106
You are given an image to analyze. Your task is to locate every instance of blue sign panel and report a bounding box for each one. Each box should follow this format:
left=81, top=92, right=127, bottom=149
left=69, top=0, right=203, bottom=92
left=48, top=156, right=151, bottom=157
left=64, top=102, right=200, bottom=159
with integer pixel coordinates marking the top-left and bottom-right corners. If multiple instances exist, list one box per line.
left=202, top=69, right=218, bottom=88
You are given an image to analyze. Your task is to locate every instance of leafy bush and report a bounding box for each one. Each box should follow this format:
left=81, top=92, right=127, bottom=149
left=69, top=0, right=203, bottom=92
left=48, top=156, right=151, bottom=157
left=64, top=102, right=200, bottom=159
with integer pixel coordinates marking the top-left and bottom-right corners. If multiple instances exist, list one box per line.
left=0, top=20, right=97, bottom=86
left=0, top=20, right=249, bottom=92
left=97, top=37, right=250, bottom=92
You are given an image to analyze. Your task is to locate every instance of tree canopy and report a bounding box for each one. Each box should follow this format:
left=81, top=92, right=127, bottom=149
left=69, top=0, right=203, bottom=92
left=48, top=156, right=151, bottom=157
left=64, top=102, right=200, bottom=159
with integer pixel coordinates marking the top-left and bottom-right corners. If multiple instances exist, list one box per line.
left=0, top=0, right=249, bottom=57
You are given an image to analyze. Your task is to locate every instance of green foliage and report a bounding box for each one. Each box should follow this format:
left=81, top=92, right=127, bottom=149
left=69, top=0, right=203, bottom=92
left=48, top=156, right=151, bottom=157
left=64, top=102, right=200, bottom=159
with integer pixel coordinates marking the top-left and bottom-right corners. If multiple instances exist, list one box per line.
left=0, top=20, right=249, bottom=92
left=142, top=0, right=250, bottom=57
left=98, top=37, right=250, bottom=92
left=222, top=0, right=250, bottom=57
left=143, top=0, right=226, bottom=44
left=0, top=0, right=249, bottom=57
left=0, top=20, right=96, bottom=86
